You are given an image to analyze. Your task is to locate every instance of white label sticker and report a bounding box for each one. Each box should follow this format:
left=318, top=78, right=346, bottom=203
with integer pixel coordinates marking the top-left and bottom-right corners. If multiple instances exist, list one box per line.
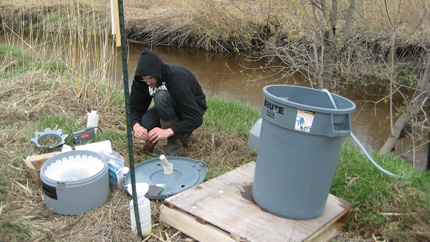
left=295, top=109, right=315, bottom=132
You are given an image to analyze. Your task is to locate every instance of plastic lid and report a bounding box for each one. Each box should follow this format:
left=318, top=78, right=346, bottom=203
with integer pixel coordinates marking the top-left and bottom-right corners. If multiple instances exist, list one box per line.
left=124, top=156, right=207, bottom=199
left=125, top=182, right=149, bottom=197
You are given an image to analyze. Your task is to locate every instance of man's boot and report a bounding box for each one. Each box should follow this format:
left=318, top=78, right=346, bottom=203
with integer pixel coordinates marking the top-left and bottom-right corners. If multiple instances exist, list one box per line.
left=143, top=140, right=157, bottom=155
left=160, top=118, right=184, bottom=156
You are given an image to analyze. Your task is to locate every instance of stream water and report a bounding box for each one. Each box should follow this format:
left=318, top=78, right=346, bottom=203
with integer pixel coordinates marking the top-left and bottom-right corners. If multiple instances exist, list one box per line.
left=124, top=44, right=428, bottom=170
left=1, top=32, right=428, bottom=170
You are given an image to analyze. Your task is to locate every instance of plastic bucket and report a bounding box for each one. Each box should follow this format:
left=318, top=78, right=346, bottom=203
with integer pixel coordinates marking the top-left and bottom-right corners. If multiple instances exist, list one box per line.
left=252, top=85, right=356, bottom=219
left=40, top=150, right=109, bottom=215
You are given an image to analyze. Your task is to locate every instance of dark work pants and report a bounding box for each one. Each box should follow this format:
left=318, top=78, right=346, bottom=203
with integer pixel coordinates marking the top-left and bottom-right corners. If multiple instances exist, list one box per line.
left=141, top=90, right=177, bottom=131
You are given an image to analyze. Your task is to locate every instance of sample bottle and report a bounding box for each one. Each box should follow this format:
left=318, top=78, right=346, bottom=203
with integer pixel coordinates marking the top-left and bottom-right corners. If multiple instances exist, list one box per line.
left=86, top=110, right=99, bottom=133
left=129, top=196, right=151, bottom=236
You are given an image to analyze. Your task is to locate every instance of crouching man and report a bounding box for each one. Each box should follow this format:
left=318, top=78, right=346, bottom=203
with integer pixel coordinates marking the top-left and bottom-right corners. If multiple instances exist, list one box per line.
left=130, top=49, right=207, bottom=156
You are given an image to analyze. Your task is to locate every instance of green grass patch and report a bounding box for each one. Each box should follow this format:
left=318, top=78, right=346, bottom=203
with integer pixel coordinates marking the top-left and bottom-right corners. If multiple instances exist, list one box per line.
left=203, top=96, right=261, bottom=136
left=0, top=43, right=67, bottom=77
left=0, top=216, right=31, bottom=241
left=34, top=115, right=82, bottom=138
left=332, top=141, right=430, bottom=238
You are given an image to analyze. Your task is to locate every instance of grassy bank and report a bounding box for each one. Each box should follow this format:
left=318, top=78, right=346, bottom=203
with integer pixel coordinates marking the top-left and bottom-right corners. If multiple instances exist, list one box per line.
left=1, top=0, right=429, bottom=52
left=1, top=43, right=430, bottom=241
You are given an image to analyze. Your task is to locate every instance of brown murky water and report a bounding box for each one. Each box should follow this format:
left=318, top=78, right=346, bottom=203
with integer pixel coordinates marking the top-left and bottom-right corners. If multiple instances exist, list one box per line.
left=1, top=33, right=427, bottom=170
left=124, top=44, right=428, bottom=169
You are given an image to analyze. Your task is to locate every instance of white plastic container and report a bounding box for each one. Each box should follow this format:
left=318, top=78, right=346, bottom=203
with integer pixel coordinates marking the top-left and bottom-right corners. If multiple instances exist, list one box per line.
left=162, top=163, right=174, bottom=174
left=86, top=110, right=99, bottom=128
left=129, top=196, right=151, bottom=236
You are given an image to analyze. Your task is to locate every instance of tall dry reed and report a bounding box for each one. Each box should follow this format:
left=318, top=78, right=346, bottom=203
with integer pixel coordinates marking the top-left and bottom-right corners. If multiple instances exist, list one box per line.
left=1, top=0, right=123, bottom=123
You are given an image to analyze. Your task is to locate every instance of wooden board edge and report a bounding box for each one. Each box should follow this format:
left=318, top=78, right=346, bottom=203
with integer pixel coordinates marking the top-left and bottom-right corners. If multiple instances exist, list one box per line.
left=305, top=206, right=352, bottom=242
left=23, top=159, right=41, bottom=185
left=27, top=152, right=61, bottom=162
left=159, top=205, right=240, bottom=242
left=23, top=152, right=60, bottom=185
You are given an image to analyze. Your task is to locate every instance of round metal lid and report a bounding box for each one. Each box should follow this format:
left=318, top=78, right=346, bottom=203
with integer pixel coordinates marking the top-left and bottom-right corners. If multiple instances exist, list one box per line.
left=124, top=156, right=207, bottom=199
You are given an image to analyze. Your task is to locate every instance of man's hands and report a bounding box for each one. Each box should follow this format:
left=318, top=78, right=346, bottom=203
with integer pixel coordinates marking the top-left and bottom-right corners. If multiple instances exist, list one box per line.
left=148, top=127, right=174, bottom=143
left=133, top=123, right=174, bottom=143
left=133, top=123, right=149, bottom=140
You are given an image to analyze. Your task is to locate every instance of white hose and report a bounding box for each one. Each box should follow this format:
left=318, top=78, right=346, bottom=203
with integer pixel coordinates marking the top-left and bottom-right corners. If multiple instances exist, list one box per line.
left=322, top=89, right=402, bottom=178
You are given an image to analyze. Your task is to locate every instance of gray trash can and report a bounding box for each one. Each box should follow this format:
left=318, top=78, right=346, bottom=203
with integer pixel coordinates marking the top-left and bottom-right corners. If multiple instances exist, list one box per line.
left=252, top=85, right=356, bottom=219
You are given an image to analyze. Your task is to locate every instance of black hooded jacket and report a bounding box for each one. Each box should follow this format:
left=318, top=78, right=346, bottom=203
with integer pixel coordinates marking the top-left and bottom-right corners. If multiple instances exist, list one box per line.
left=129, top=49, right=207, bottom=135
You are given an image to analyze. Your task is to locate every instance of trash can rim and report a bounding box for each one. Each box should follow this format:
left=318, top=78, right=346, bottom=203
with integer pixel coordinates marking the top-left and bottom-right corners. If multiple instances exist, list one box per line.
left=263, top=85, right=356, bottom=113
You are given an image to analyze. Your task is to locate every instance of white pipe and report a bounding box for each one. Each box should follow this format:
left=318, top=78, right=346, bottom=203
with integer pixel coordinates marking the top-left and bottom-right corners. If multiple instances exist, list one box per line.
left=160, top=155, right=170, bottom=166
left=322, top=89, right=402, bottom=178
left=110, top=0, right=115, bottom=35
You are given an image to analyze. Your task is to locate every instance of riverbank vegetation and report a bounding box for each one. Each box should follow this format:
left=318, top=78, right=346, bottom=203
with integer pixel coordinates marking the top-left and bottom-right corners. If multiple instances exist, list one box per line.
left=1, top=0, right=430, bottom=241
left=2, top=1, right=428, bottom=51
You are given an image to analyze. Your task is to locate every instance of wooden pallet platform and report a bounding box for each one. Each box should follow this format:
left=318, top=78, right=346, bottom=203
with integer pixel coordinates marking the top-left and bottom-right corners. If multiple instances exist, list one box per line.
left=160, top=162, right=351, bottom=242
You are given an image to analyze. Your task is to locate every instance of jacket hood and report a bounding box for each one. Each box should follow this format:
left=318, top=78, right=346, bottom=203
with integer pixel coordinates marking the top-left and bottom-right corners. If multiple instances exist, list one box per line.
left=134, top=49, right=165, bottom=80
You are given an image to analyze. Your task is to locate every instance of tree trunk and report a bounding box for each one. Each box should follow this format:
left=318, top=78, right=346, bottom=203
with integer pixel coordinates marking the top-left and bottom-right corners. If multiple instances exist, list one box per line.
left=378, top=112, right=411, bottom=155
left=379, top=52, right=430, bottom=155
left=378, top=95, right=426, bottom=154
left=321, top=0, right=356, bottom=89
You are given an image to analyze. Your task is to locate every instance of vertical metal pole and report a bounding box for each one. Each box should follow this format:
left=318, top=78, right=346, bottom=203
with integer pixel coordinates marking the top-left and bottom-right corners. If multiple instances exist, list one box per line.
left=427, top=133, right=430, bottom=171
left=117, top=0, right=143, bottom=238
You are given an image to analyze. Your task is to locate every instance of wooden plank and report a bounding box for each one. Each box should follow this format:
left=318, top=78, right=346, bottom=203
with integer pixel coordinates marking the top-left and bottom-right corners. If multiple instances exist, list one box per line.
left=112, top=0, right=121, bottom=47
left=304, top=205, right=351, bottom=242
left=161, top=162, right=351, bottom=242
left=159, top=205, right=237, bottom=242
left=161, top=204, right=350, bottom=242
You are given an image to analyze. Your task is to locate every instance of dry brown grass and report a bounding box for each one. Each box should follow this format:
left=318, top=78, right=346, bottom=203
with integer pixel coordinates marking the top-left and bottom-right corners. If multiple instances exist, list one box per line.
left=122, top=0, right=430, bottom=50
left=2, top=0, right=428, bottom=52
